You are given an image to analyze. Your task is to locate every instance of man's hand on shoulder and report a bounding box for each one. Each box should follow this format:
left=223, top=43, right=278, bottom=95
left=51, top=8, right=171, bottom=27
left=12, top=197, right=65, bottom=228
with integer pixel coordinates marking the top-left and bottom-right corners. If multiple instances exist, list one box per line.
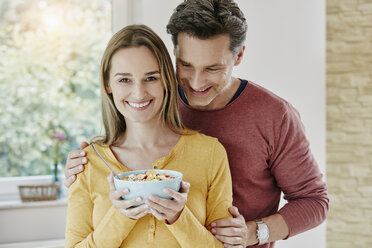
left=64, top=141, right=89, bottom=188
left=210, top=206, right=258, bottom=248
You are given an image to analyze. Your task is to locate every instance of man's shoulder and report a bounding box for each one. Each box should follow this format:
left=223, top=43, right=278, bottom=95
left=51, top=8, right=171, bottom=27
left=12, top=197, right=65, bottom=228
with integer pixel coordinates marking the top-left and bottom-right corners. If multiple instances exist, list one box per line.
left=241, top=80, right=294, bottom=115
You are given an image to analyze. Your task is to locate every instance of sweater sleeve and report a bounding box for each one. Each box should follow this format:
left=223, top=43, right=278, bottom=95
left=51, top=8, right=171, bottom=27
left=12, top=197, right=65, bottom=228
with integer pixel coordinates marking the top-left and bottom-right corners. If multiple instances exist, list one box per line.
left=65, top=163, right=138, bottom=247
left=166, top=140, right=233, bottom=248
left=269, top=103, right=329, bottom=238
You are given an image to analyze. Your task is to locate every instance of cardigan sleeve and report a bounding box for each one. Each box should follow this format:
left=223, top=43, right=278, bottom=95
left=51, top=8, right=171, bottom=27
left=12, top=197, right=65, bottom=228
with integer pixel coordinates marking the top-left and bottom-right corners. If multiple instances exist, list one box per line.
left=166, top=141, right=233, bottom=248
left=269, top=103, right=329, bottom=238
left=65, top=162, right=138, bottom=247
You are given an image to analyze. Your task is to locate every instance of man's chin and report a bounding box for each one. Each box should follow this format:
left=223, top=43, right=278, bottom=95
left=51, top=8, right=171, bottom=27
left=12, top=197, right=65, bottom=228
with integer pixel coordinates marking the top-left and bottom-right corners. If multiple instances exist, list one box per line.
left=188, top=99, right=213, bottom=110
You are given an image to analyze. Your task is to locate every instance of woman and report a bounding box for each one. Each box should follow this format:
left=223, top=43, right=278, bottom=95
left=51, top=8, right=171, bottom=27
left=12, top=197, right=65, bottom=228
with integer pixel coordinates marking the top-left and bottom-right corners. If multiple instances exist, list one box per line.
left=65, top=25, right=232, bottom=248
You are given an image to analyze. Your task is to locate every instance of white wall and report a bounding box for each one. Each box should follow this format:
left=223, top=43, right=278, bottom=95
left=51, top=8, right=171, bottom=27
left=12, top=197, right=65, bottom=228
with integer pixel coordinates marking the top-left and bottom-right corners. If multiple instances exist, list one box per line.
left=114, top=0, right=326, bottom=248
left=235, top=2, right=326, bottom=247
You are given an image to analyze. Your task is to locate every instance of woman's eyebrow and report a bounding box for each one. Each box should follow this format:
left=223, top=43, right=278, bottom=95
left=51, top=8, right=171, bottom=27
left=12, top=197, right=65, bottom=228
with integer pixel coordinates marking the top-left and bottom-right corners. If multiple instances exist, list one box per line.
left=114, top=72, right=131, bottom=77
left=145, top=70, right=160, bottom=75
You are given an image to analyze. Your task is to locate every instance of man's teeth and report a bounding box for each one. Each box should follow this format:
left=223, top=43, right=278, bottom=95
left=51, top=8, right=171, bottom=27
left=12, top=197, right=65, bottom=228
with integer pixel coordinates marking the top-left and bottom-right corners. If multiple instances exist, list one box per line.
left=128, top=101, right=150, bottom=108
left=194, top=87, right=209, bottom=92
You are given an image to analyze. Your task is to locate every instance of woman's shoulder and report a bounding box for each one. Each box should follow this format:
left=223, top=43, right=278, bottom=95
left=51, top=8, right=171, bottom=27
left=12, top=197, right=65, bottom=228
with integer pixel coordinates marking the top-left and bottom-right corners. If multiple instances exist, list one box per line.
left=182, top=129, right=223, bottom=149
left=84, top=143, right=110, bottom=156
left=82, top=143, right=111, bottom=173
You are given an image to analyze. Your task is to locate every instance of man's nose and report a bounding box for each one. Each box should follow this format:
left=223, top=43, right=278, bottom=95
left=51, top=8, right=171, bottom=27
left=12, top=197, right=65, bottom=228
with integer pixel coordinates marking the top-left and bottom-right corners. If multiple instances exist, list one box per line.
left=189, top=71, right=203, bottom=90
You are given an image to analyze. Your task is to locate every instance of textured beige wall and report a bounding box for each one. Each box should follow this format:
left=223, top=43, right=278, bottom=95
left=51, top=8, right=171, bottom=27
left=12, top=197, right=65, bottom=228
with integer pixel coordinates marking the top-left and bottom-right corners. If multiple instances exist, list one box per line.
left=327, top=0, right=372, bottom=247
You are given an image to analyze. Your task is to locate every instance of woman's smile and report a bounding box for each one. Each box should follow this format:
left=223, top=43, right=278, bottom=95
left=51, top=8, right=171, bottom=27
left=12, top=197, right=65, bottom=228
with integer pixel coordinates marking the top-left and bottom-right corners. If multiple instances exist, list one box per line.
left=126, top=100, right=152, bottom=110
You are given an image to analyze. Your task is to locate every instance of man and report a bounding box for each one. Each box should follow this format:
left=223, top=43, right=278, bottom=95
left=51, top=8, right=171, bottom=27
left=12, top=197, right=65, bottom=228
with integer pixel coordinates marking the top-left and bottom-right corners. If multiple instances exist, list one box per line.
left=64, top=0, right=329, bottom=247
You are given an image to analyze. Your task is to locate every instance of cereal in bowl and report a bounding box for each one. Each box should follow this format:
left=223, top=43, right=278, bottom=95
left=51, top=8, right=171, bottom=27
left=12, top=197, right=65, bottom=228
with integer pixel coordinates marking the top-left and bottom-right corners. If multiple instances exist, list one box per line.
left=120, top=169, right=176, bottom=182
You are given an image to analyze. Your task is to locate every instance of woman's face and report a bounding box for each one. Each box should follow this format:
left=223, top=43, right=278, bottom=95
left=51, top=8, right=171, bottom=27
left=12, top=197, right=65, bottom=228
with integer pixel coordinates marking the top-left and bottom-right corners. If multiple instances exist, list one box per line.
left=107, top=46, right=164, bottom=125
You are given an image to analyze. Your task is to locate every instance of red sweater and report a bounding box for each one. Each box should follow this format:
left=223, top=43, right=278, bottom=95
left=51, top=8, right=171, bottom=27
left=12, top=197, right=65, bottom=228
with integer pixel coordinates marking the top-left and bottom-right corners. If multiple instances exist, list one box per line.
left=179, top=81, right=329, bottom=247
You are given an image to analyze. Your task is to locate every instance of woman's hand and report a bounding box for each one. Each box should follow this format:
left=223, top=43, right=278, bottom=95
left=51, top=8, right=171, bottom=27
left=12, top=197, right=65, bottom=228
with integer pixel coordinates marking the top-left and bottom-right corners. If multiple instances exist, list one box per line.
left=145, top=181, right=190, bottom=224
left=64, top=142, right=89, bottom=188
left=107, top=172, right=149, bottom=220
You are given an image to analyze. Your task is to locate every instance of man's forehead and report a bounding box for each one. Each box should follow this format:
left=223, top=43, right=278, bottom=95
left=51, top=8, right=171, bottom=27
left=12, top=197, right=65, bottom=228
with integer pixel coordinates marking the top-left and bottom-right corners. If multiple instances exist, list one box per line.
left=177, top=33, right=231, bottom=48
left=175, top=33, right=233, bottom=66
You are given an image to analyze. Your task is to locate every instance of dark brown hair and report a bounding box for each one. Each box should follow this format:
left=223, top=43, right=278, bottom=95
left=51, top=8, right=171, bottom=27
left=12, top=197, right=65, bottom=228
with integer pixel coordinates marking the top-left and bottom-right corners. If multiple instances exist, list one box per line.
left=166, top=0, right=247, bottom=55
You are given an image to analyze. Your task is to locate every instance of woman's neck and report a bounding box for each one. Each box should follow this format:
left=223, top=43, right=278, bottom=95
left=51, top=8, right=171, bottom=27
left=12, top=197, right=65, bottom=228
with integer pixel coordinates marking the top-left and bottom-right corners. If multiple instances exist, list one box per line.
left=118, top=119, right=178, bottom=149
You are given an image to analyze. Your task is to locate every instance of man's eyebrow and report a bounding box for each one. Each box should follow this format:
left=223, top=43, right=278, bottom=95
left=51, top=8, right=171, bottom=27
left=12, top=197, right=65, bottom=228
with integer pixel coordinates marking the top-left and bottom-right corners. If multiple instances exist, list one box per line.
left=177, top=58, right=190, bottom=64
left=178, top=58, right=223, bottom=68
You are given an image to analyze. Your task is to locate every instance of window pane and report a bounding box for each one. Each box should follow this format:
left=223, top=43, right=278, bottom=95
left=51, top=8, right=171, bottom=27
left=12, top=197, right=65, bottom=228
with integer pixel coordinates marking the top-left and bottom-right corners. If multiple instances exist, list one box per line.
left=0, top=0, right=112, bottom=177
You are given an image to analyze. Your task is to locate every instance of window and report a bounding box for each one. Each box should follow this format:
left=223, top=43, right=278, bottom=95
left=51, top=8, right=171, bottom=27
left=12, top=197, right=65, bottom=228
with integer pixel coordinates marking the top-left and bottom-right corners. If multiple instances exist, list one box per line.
left=0, top=0, right=111, bottom=177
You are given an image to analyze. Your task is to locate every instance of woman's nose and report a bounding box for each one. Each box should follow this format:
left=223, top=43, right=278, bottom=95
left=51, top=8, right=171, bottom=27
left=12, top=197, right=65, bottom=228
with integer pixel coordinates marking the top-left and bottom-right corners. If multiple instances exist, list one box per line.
left=132, top=82, right=146, bottom=99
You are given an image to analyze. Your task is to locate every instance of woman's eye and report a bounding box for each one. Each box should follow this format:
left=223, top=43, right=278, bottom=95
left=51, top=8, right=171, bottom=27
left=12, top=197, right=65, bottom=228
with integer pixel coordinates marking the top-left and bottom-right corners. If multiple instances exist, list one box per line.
left=119, top=78, right=130, bottom=83
left=145, top=76, right=158, bottom=82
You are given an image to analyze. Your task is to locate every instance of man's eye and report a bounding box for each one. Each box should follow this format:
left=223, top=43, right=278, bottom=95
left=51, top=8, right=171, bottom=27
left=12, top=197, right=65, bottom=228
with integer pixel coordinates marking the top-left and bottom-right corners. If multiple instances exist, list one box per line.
left=181, top=62, right=190, bottom=67
left=145, top=76, right=158, bottom=82
left=207, top=68, right=218, bottom=72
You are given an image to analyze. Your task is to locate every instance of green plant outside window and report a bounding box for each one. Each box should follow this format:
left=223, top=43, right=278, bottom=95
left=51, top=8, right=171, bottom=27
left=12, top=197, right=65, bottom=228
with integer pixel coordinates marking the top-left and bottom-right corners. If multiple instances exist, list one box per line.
left=0, top=0, right=112, bottom=177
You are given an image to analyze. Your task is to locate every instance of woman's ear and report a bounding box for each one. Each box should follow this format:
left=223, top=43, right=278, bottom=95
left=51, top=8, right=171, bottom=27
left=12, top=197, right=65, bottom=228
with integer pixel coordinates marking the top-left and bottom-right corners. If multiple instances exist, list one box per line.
left=105, top=83, right=112, bottom=94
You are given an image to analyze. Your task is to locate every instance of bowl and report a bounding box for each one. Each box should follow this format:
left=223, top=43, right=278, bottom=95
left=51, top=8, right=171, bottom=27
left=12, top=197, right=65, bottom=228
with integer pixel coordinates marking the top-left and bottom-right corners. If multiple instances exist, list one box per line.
left=113, top=169, right=183, bottom=206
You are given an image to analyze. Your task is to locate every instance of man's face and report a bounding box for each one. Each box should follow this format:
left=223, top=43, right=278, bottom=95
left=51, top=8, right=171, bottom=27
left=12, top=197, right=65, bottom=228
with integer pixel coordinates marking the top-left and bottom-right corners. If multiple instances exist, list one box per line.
left=175, top=33, right=240, bottom=110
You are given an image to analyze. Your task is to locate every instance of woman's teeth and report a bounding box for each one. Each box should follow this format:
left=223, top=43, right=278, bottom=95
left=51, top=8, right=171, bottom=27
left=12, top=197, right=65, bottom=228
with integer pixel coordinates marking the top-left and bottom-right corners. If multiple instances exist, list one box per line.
left=128, top=101, right=150, bottom=108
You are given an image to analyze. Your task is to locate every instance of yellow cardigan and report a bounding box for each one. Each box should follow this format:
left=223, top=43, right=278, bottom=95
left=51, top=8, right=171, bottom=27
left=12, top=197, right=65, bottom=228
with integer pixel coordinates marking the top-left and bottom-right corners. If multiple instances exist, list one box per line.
left=66, top=130, right=232, bottom=248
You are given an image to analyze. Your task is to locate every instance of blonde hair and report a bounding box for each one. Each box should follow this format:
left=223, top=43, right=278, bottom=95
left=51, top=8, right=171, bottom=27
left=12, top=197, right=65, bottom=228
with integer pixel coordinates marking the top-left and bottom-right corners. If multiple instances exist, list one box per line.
left=93, top=25, right=183, bottom=146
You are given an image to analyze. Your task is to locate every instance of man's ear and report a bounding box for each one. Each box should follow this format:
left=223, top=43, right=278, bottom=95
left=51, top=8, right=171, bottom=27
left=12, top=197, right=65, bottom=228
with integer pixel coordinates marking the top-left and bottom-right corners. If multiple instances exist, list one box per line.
left=173, top=45, right=179, bottom=58
left=234, top=45, right=245, bottom=66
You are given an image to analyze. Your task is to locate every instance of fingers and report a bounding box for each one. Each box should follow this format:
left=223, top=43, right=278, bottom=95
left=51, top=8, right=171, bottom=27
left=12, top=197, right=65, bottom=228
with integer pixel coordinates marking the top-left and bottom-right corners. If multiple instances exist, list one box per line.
left=210, top=209, right=249, bottom=247
left=65, top=150, right=87, bottom=178
left=63, top=175, right=76, bottom=188
left=121, top=203, right=149, bottom=220
left=65, top=164, right=85, bottom=179
left=224, top=245, right=244, bottom=248
left=163, top=188, right=186, bottom=203
left=107, top=172, right=148, bottom=220
left=109, top=187, right=142, bottom=209
left=146, top=192, right=186, bottom=224
left=146, top=196, right=175, bottom=214
left=80, top=141, right=89, bottom=150
left=212, top=217, right=242, bottom=228
left=149, top=207, right=167, bottom=220
left=212, top=226, right=244, bottom=238
left=67, top=150, right=87, bottom=162
left=109, top=188, right=129, bottom=202
left=214, top=234, right=243, bottom=246
left=179, top=181, right=190, bottom=194
left=228, top=206, right=240, bottom=218
left=107, top=172, right=116, bottom=191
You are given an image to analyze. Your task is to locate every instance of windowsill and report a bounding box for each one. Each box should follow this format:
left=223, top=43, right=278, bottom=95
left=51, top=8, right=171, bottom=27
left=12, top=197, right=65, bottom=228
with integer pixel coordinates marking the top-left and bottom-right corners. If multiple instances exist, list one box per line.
left=0, top=197, right=67, bottom=210
left=0, top=238, right=65, bottom=248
